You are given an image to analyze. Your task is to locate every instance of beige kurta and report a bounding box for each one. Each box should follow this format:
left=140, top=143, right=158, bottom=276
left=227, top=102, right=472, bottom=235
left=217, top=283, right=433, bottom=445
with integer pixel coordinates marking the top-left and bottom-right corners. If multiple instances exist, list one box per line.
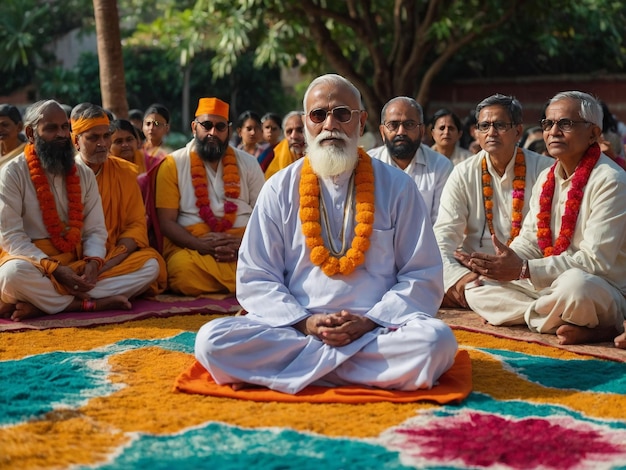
left=434, top=147, right=553, bottom=292
left=465, top=153, right=626, bottom=333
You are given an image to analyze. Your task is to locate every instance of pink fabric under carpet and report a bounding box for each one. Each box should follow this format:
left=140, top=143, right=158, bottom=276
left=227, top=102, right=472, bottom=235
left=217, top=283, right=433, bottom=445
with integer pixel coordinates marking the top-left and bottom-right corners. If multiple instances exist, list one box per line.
left=0, top=294, right=240, bottom=332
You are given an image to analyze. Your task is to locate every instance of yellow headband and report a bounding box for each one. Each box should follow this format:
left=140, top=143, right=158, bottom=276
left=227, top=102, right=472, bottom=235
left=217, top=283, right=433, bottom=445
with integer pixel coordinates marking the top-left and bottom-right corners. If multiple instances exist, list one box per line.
left=71, top=116, right=110, bottom=138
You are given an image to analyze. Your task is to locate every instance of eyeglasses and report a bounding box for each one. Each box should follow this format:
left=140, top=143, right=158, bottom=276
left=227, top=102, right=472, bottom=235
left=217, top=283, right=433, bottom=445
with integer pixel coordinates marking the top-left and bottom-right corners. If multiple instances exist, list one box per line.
left=383, top=120, right=422, bottom=132
left=540, top=118, right=589, bottom=132
left=308, top=106, right=361, bottom=124
left=195, top=120, right=229, bottom=132
left=144, top=120, right=165, bottom=128
left=476, top=121, right=515, bottom=133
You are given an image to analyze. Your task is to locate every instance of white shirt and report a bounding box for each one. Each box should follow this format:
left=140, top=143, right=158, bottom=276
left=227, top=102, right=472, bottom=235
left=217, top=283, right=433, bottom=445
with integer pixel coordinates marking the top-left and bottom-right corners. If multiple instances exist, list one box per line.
left=368, top=143, right=453, bottom=224
left=0, top=153, right=107, bottom=261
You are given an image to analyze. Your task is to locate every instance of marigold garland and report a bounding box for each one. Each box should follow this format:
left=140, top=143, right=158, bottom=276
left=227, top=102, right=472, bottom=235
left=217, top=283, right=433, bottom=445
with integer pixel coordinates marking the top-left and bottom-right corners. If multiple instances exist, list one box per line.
left=190, top=148, right=240, bottom=232
left=482, top=147, right=526, bottom=245
left=537, top=143, right=601, bottom=257
left=25, top=143, right=83, bottom=253
left=299, top=148, right=375, bottom=276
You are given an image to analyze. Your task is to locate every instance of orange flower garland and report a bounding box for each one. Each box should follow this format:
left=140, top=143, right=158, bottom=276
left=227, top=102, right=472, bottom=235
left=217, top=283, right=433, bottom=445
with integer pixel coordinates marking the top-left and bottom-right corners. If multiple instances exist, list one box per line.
left=299, top=148, right=375, bottom=276
left=481, top=147, right=526, bottom=245
left=190, top=149, right=240, bottom=232
left=25, top=143, right=83, bottom=253
left=537, top=143, right=601, bottom=257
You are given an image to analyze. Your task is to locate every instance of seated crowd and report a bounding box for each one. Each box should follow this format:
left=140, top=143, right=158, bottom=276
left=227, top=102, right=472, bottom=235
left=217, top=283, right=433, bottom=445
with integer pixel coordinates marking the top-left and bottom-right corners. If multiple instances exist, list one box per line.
left=1, top=74, right=625, bottom=392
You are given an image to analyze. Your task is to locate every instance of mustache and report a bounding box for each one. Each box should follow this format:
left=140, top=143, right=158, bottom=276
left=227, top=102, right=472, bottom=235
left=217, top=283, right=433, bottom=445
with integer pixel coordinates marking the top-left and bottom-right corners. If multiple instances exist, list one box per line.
left=315, top=130, right=349, bottom=144
left=392, top=135, right=411, bottom=144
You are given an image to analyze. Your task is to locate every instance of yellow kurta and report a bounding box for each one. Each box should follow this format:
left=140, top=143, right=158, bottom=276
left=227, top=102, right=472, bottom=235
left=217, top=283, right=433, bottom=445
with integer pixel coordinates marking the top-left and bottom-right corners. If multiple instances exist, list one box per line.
left=264, top=139, right=299, bottom=180
left=93, top=156, right=167, bottom=296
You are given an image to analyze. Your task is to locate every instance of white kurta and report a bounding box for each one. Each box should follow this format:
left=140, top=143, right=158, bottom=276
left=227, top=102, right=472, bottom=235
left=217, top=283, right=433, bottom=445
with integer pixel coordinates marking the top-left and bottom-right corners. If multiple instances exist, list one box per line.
left=434, top=148, right=553, bottom=292
left=164, top=141, right=265, bottom=228
left=0, top=154, right=153, bottom=313
left=195, top=157, right=458, bottom=394
left=368, top=143, right=453, bottom=225
left=466, top=153, right=626, bottom=333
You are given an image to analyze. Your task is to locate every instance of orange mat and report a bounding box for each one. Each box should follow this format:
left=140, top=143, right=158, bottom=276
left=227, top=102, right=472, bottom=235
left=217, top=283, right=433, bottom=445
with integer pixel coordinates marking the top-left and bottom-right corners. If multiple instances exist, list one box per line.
left=174, top=350, right=472, bottom=404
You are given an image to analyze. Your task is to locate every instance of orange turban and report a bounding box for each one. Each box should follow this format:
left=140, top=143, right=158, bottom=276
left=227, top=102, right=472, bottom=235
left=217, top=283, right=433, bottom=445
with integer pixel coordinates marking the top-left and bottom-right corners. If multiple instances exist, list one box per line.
left=195, top=98, right=229, bottom=120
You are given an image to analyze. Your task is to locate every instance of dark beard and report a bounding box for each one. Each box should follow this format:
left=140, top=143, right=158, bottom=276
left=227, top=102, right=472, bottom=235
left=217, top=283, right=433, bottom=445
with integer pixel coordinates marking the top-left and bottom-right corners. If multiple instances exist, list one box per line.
left=34, top=134, right=75, bottom=175
left=384, top=135, right=421, bottom=160
left=195, top=135, right=228, bottom=163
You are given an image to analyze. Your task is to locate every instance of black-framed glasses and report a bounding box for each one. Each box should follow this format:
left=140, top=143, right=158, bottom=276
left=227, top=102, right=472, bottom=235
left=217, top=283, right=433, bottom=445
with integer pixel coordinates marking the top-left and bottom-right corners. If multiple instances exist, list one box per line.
left=383, top=120, right=421, bottom=132
left=476, top=121, right=515, bottom=133
left=540, top=118, right=589, bottom=132
left=308, top=106, right=361, bottom=124
left=195, top=120, right=230, bottom=132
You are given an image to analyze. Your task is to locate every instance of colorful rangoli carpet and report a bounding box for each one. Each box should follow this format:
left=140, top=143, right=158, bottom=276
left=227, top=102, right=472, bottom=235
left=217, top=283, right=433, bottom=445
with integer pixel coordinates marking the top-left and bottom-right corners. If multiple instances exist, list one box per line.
left=1, top=314, right=625, bottom=470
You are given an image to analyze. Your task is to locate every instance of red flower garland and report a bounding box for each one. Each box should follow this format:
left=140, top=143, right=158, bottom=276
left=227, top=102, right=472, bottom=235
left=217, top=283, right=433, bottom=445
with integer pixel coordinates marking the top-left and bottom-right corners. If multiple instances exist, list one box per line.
left=481, top=147, right=526, bottom=245
left=25, top=143, right=83, bottom=253
left=190, top=149, right=240, bottom=232
left=537, top=143, right=601, bottom=257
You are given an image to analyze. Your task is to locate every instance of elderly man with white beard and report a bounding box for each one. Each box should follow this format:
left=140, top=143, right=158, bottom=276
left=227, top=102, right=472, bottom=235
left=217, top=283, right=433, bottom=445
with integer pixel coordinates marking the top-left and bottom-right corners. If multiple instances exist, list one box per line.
left=194, top=74, right=458, bottom=394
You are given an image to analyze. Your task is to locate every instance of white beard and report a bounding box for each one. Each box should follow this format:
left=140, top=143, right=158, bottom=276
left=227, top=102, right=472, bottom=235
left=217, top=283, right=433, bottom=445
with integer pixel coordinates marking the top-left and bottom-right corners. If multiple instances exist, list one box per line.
left=305, top=128, right=359, bottom=178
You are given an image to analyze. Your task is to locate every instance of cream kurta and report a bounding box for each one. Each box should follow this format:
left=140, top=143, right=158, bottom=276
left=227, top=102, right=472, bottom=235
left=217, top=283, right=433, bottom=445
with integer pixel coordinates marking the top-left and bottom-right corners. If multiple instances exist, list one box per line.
left=368, top=143, right=453, bottom=225
left=0, top=154, right=144, bottom=313
left=195, top=156, right=458, bottom=394
left=466, top=153, right=626, bottom=333
left=434, top=147, right=553, bottom=292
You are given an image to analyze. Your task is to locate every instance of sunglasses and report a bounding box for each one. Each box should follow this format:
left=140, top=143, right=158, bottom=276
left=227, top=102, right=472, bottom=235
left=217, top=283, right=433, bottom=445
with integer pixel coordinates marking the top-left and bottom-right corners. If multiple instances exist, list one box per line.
left=308, top=106, right=361, bottom=124
left=195, top=120, right=229, bottom=132
left=540, top=119, right=589, bottom=132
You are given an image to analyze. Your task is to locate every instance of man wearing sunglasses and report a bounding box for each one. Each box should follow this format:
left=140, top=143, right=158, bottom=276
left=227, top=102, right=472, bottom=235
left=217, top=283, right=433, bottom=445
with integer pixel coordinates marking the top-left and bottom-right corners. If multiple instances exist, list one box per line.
left=434, top=94, right=552, bottom=310
left=460, top=91, right=626, bottom=349
left=194, top=74, right=457, bottom=394
left=155, top=97, right=265, bottom=296
left=369, top=96, right=453, bottom=225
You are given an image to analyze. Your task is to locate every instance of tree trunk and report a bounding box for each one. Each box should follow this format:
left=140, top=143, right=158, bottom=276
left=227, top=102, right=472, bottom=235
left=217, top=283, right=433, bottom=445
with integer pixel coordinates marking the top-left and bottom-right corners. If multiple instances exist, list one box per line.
left=92, top=0, right=128, bottom=119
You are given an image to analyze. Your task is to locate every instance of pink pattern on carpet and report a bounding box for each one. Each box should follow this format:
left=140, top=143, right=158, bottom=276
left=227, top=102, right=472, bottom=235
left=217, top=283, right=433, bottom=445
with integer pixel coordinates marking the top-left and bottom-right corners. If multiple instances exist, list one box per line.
left=0, top=296, right=240, bottom=331
left=383, top=410, right=626, bottom=469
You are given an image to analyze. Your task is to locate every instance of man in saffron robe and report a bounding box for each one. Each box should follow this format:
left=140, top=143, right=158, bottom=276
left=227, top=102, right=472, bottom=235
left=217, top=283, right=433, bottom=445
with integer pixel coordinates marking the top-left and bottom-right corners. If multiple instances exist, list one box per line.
left=194, top=74, right=457, bottom=394
left=72, top=103, right=166, bottom=298
left=0, top=100, right=136, bottom=321
left=434, top=94, right=552, bottom=309
left=156, top=97, right=265, bottom=295
left=460, top=91, right=626, bottom=348
left=264, top=111, right=306, bottom=179
left=368, top=97, right=453, bottom=225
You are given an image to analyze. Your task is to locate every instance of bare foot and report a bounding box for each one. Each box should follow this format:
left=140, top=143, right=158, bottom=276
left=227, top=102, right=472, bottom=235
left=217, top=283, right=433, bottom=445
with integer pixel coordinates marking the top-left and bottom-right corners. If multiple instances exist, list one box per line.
left=11, top=302, right=45, bottom=321
left=614, top=321, right=626, bottom=349
left=230, top=382, right=263, bottom=391
left=556, top=324, right=617, bottom=345
left=92, top=295, right=132, bottom=311
left=0, top=301, right=16, bottom=318
left=66, top=295, right=132, bottom=313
